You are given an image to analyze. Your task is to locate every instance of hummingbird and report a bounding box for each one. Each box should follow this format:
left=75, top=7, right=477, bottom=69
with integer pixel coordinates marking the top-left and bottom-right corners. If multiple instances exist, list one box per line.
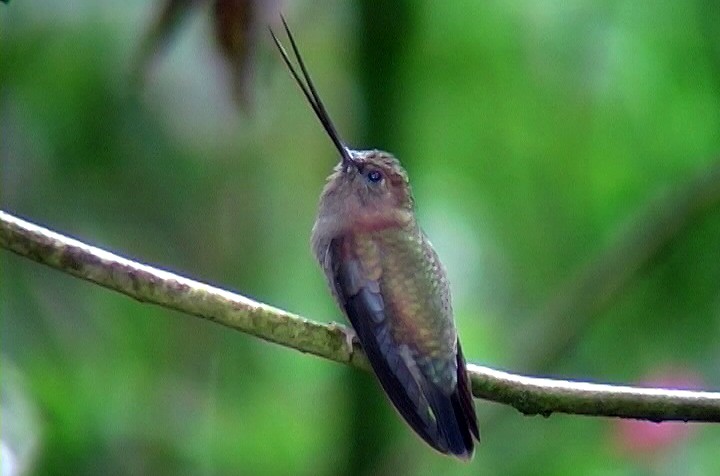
left=270, top=18, right=480, bottom=459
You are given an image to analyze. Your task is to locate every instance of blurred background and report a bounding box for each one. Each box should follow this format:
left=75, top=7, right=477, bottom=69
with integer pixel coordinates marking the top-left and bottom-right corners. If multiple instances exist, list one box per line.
left=2, top=1, right=720, bottom=474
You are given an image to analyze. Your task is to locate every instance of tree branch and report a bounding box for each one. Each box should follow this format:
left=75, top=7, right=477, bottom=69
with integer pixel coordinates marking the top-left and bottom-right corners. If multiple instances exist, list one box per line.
left=2, top=210, right=719, bottom=422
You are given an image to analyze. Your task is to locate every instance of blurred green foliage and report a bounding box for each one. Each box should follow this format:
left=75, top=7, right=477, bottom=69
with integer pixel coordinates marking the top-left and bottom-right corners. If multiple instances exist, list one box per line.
left=2, top=1, right=720, bottom=475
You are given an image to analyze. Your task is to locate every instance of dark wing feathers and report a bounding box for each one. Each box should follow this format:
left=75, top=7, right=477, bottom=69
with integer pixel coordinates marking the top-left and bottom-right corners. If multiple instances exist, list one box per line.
left=330, top=238, right=478, bottom=458
left=455, top=342, right=481, bottom=444
left=337, top=260, right=445, bottom=450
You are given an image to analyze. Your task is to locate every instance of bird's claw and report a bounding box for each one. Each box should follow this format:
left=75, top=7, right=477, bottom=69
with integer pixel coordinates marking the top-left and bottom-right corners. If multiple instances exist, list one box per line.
left=329, top=322, right=358, bottom=355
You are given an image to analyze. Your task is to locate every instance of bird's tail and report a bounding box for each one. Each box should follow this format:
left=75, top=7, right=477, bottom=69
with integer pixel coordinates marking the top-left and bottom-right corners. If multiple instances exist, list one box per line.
left=424, top=341, right=480, bottom=459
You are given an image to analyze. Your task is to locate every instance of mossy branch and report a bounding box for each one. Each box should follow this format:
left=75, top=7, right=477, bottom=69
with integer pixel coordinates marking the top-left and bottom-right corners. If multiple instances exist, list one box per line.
left=2, top=210, right=719, bottom=422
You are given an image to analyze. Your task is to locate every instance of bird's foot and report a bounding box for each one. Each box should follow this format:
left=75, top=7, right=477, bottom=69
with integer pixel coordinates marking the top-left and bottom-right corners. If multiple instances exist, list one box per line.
left=329, top=322, right=358, bottom=355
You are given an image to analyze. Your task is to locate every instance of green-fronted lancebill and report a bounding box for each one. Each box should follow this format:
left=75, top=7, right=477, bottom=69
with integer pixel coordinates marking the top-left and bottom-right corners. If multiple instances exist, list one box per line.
left=270, top=17, right=480, bottom=459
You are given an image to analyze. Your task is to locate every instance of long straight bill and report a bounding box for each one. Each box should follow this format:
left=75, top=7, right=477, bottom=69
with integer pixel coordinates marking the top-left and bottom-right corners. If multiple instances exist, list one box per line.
left=269, top=16, right=354, bottom=167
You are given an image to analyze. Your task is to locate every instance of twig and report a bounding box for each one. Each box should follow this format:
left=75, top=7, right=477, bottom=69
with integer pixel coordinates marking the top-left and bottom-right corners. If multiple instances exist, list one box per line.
left=2, top=210, right=719, bottom=422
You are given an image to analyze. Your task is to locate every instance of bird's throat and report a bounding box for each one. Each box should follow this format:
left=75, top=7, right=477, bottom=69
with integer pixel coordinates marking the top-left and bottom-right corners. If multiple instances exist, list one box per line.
left=350, top=208, right=414, bottom=233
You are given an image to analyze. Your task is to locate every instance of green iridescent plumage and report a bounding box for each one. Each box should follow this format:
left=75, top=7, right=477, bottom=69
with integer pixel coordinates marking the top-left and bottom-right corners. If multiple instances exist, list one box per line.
left=352, top=227, right=457, bottom=386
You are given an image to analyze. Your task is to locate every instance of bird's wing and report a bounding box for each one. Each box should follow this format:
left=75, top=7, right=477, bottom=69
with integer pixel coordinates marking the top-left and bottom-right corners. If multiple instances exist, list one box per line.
left=325, top=236, right=478, bottom=457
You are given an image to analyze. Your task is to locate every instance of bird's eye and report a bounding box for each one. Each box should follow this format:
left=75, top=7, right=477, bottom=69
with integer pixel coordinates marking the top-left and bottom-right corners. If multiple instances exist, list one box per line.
left=367, top=170, right=383, bottom=183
